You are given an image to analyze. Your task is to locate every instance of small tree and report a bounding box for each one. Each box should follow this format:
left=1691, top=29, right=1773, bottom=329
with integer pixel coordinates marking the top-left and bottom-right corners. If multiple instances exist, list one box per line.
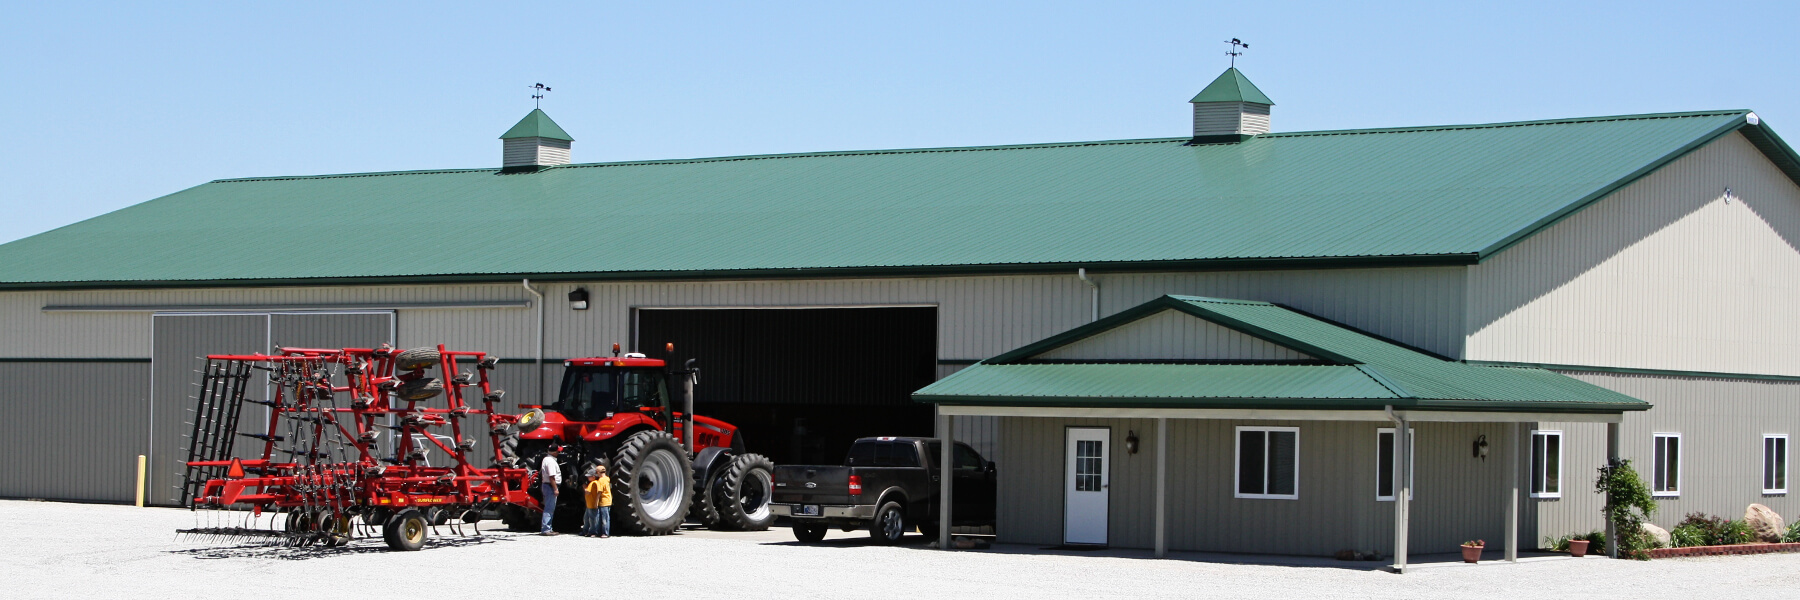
left=1595, top=459, right=1656, bottom=559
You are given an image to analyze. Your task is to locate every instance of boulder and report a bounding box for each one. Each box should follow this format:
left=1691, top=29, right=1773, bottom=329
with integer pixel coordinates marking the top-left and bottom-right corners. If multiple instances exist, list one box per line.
left=1334, top=549, right=1358, bottom=561
left=1746, top=504, right=1785, bottom=543
left=1642, top=522, right=1671, bottom=548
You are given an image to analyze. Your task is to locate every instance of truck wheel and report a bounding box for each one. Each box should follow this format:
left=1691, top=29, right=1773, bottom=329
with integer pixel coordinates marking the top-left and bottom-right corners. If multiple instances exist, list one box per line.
left=610, top=430, right=693, bottom=536
left=793, top=523, right=828, bottom=543
left=712, top=453, right=776, bottom=531
left=870, top=502, right=906, bottom=545
left=394, top=377, right=444, bottom=402
left=394, top=347, right=440, bottom=371
left=383, top=508, right=428, bottom=551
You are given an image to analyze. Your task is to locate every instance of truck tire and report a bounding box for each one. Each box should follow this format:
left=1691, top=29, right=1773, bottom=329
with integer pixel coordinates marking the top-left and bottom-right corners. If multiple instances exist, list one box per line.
left=383, top=508, right=428, bottom=551
left=394, top=348, right=440, bottom=371
left=712, top=453, right=775, bottom=531
left=609, top=430, right=693, bottom=536
left=394, top=377, right=444, bottom=402
left=870, top=501, right=906, bottom=545
left=793, top=523, right=828, bottom=543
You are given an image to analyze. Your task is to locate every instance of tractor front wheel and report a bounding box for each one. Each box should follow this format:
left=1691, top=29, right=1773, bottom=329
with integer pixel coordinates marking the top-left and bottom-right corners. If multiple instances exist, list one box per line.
left=383, top=508, right=428, bottom=551
left=609, top=430, right=693, bottom=536
left=712, top=453, right=776, bottom=531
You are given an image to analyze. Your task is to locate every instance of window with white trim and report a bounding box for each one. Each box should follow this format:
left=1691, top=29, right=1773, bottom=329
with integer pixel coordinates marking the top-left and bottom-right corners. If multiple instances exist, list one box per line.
left=1236, top=426, right=1299, bottom=499
left=1376, top=428, right=1414, bottom=501
left=1529, top=430, right=1562, bottom=498
left=1765, top=434, right=1788, bottom=494
left=1652, top=433, right=1681, bottom=497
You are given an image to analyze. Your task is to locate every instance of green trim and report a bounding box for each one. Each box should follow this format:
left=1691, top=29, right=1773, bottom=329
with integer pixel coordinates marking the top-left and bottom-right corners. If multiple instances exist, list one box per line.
left=1466, top=360, right=1800, bottom=383
left=984, top=296, right=1360, bottom=365
left=915, top=394, right=1641, bottom=413
left=0, top=254, right=1479, bottom=292
left=1740, top=119, right=1800, bottom=189
left=937, top=359, right=981, bottom=365
left=1354, top=365, right=1411, bottom=397
left=1477, top=113, right=1752, bottom=259
left=0, top=357, right=152, bottom=363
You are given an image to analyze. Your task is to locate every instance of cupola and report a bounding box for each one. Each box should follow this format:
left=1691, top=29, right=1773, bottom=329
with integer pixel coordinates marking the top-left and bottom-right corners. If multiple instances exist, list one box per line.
left=500, top=108, right=574, bottom=172
left=1189, top=68, right=1273, bottom=144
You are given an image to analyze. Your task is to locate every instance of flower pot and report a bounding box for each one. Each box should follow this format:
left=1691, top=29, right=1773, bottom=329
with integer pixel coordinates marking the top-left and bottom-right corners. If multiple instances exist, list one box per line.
left=1462, top=545, right=1485, bottom=563
left=1568, top=539, right=1590, bottom=557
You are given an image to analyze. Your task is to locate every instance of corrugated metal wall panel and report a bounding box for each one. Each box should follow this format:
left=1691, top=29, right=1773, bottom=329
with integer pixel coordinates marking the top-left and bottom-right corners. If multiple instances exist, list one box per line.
left=1469, top=132, right=1800, bottom=375
left=149, top=314, right=268, bottom=506
left=1532, top=371, right=1800, bottom=543
left=1037, top=308, right=1312, bottom=360
left=0, top=362, right=148, bottom=502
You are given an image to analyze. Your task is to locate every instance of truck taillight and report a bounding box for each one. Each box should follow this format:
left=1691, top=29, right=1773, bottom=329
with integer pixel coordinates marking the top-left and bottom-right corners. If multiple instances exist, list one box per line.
left=847, top=475, right=862, bottom=496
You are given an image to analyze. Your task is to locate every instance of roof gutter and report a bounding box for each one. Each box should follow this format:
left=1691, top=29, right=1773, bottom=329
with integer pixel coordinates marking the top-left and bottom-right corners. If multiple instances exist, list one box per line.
left=1077, top=268, right=1099, bottom=322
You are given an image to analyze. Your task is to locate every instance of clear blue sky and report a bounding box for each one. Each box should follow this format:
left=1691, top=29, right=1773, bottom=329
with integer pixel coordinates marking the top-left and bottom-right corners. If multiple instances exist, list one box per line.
left=3, top=1, right=1795, bottom=245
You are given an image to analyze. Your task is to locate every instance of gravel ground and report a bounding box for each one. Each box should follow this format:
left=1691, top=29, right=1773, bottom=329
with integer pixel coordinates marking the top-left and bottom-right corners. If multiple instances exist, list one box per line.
left=3, top=499, right=1799, bottom=599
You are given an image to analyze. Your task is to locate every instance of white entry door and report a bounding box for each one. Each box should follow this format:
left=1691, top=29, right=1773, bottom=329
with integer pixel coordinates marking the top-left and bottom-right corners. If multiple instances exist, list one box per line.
left=1064, top=427, right=1110, bottom=545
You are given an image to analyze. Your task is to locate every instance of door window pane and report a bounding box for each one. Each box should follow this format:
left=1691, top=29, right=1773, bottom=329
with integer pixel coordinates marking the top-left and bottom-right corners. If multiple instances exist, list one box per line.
left=1075, top=439, right=1103, bottom=492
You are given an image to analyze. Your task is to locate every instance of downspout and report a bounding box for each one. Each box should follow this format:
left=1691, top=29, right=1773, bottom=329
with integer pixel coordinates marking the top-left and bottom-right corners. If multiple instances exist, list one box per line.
left=1077, top=268, right=1099, bottom=322
left=522, top=279, right=545, bottom=405
left=1384, top=405, right=1410, bottom=573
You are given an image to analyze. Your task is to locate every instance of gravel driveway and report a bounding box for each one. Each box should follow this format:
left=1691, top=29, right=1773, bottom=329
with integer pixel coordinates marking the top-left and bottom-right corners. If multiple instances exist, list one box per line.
left=3, top=499, right=1798, bottom=599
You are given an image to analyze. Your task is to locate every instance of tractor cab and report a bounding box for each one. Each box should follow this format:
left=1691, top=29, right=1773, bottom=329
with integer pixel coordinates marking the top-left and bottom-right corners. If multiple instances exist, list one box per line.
left=547, top=355, right=674, bottom=431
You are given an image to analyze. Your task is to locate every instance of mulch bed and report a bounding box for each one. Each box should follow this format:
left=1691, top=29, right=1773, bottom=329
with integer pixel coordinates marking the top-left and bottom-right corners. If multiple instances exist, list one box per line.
left=1649, top=542, right=1800, bottom=559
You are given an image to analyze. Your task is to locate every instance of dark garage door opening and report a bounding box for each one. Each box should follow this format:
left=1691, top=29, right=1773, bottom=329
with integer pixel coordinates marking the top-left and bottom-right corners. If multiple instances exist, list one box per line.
left=637, top=307, right=936, bottom=466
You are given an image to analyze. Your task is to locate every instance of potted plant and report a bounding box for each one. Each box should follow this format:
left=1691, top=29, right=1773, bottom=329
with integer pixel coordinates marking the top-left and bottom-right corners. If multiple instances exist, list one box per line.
left=1461, top=539, right=1486, bottom=563
left=1568, top=538, right=1591, bottom=557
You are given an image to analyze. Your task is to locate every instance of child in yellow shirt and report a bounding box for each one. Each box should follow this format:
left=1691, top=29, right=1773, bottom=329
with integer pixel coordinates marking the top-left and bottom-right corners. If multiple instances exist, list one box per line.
left=582, top=465, right=613, bottom=537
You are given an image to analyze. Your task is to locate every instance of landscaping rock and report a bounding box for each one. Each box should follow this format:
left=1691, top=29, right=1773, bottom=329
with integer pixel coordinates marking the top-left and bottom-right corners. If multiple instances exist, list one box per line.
left=1643, top=522, right=1672, bottom=548
left=1335, top=549, right=1357, bottom=561
left=1746, top=504, right=1785, bottom=543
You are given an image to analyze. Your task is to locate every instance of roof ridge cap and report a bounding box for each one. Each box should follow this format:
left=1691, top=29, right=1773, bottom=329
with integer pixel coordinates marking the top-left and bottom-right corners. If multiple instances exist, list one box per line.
left=1264, top=110, right=1750, bottom=139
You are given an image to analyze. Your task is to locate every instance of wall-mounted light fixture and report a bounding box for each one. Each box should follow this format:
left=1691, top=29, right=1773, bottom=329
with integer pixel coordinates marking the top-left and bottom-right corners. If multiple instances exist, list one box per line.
left=1724, top=187, right=1734, bottom=205
left=1125, top=431, right=1140, bottom=454
left=1473, top=434, right=1489, bottom=460
left=567, top=288, right=590, bottom=310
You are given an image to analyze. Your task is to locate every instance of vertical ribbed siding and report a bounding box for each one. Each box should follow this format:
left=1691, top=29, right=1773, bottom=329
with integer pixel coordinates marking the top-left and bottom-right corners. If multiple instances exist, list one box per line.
left=503, top=137, right=571, bottom=167
left=998, top=416, right=1517, bottom=555
left=1192, top=102, right=1271, bottom=137
left=1037, top=308, right=1312, bottom=360
left=149, top=314, right=268, bottom=506
left=1468, top=132, right=1800, bottom=375
left=1532, top=371, right=1800, bottom=543
left=0, top=362, right=149, bottom=502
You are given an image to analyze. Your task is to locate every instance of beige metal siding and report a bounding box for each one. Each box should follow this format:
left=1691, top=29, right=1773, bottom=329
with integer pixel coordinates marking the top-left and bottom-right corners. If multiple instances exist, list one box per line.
left=1531, top=371, right=1800, bottom=543
left=504, top=137, right=572, bottom=167
left=1036, top=308, right=1311, bottom=361
left=1468, top=132, right=1800, bottom=375
left=1241, top=103, right=1271, bottom=136
left=997, top=416, right=1514, bottom=555
left=0, top=362, right=149, bottom=502
left=1193, top=102, right=1246, bottom=137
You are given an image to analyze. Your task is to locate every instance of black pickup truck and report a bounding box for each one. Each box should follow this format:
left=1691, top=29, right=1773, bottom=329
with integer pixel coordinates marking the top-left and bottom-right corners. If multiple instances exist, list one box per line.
left=770, top=436, right=995, bottom=544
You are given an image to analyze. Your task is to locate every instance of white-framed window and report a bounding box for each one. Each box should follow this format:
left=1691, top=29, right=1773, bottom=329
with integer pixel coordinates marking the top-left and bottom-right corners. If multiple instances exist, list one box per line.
left=1765, top=434, right=1788, bottom=495
left=1376, top=427, right=1414, bottom=501
left=1652, top=433, right=1681, bottom=497
left=1530, top=430, right=1562, bottom=498
left=1236, top=426, right=1299, bottom=500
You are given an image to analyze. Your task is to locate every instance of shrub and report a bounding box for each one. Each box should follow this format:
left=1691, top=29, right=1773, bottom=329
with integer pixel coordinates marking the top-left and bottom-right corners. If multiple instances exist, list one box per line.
left=1547, top=530, right=1607, bottom=554
left=1670, top=523, right=1708, bottom=548
left=1673, top=513, right=1756, bottom=546
left=1783, top=520, right=1800, bottom=544
left=1595, top=460, right=1657, bottom=559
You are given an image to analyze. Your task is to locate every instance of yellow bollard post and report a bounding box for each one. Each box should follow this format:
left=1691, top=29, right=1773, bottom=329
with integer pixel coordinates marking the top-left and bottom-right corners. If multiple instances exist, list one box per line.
left=135, top=454, right=146, bottom=507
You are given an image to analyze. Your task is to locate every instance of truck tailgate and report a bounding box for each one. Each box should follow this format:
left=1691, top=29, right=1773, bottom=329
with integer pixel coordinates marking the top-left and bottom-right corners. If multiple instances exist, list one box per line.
left=772, top=465, right=853, bottom=504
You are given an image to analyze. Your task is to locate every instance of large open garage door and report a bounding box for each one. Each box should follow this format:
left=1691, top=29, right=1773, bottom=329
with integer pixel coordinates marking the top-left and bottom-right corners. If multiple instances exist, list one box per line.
left=637, top=307, right=936, bottom=466
left=148, top=312, right=392, bottom=506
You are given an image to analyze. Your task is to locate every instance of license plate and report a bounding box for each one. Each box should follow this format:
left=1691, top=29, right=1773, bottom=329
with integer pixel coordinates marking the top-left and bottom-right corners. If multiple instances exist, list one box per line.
left=798, top=504, right=821, bottom=516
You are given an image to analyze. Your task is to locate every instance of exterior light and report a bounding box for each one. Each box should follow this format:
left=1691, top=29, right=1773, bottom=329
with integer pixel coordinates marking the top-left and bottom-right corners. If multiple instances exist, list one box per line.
left=1126, top=431, right=1139, bottom=454
left=611, top=343, right=621, bottom=357
left=665, top=342, right=675, bottom=354
left=567, top=288, right=589, bottom=310
left=1474, top=434, right=1489, bottom=460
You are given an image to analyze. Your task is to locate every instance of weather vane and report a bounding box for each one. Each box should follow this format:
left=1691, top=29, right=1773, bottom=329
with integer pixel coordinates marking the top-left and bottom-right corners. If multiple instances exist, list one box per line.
left=1225, top=38, right=1248, bottom=68
left=530, top=83, right=552, bottom=108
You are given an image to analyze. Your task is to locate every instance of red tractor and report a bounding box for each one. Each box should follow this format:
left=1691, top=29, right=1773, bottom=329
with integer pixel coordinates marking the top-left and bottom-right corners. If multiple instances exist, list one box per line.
left=498, top=344, right=775, bottom=535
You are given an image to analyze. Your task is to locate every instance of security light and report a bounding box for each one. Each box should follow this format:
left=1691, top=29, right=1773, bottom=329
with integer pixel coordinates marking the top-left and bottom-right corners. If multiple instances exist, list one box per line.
left=568, top=288, right=589, bottom=310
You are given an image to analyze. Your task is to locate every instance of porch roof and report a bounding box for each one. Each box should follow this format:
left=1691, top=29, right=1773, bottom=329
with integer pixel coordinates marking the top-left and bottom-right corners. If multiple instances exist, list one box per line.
left=913, top=295, right=1649, bottom=415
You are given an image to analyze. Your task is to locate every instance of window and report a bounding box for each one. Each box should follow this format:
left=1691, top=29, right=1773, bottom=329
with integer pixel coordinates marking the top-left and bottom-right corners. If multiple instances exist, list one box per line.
left=1530, top=430, right=1562, bottom=498
left=1075, top=440, right=1104, bottom=491
left=848, top=441, right=920, bottom=467
left=1765, top=435, right=1788, bottom=494
left=1652, top=433, right=1681, bottom=497
left=1376, top=428, right=1414, bottom=501
left=1236, top=426, right=1299, bottom=499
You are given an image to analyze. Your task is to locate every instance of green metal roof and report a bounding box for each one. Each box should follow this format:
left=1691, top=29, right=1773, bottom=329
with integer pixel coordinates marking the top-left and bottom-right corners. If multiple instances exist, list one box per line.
left=499, top=109, right=573, bottom=141
left=1189, top=68, right=1274, bottom=105
left=0, top=110, right=1790, bottom=289
left=914, top=295, right=1650, bottom=413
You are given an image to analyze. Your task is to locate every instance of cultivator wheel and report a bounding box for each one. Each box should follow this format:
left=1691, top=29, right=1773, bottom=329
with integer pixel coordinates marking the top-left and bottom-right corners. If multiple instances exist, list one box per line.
left=609, top=430, right=692, bottom=536
left=384, top=508, right=428, bottom=551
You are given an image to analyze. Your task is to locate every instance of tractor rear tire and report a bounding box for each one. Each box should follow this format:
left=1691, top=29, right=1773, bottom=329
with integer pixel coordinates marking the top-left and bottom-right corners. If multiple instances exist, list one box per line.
left=793, top=523, right=828, bottom=543
left=609, top=430, right=693, bottom=536
left=394, top=348, right=441, bottom=371
left=395, top=377, right=444, bottom=402
left=712, top=453, right=776, bottom=531
left=870, top=501, right=906, bottom=545
left=384, top=508, right=428, bottom=551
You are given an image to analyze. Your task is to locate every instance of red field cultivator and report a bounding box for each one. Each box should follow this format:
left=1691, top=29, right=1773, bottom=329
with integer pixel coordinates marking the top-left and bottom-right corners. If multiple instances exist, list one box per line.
left=179, top=345, right=538, bottom=551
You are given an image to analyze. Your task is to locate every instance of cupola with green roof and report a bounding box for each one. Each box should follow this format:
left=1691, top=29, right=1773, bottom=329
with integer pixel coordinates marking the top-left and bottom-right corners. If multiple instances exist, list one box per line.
left=1189, top=67, right=1273, bottom=144
left=500, top=108, right=574, bottom=171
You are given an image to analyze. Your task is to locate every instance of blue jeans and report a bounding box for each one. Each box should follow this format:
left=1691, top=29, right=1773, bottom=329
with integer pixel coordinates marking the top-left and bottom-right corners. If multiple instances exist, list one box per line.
left=540, top=483, right=558, bottom=533
left=582, top=507, right=610, bottom=536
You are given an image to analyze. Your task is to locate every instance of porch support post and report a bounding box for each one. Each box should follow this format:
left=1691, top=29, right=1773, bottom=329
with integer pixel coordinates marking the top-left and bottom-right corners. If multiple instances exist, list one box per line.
left=1606, top=421, right=1620, bottom=559
left=1155, top=417, right=1168, bottom=558
left=1507, top=421, right=1519, bottom=562
left=1387, top=407, right=1410, bottom=573
left=938, top=409, right=954, bottom=550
